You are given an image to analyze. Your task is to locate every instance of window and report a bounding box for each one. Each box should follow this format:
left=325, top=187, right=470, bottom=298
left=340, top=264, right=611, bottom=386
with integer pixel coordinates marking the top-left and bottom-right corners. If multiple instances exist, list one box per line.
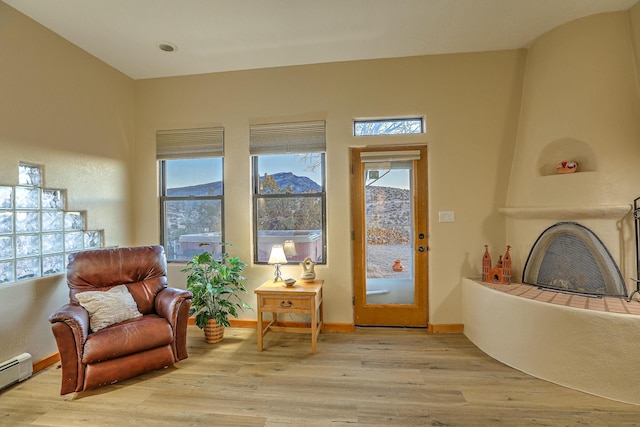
left=354, top=117, right=424, bottom=136
left=0, top=163, right=102, bottom=285
left=157, top=128, right=224, bottom=262
left=250, top=121, right=326, bottom=264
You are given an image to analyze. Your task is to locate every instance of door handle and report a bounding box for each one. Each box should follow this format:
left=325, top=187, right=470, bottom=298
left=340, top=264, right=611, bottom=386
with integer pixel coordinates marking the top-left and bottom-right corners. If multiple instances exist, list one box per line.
left=280, top=300, right=293, bottom=308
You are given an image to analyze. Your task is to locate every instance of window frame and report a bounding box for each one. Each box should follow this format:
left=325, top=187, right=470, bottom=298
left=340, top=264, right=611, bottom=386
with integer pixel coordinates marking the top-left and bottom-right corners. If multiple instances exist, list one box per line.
left=251, top=153, right=327, bottom=265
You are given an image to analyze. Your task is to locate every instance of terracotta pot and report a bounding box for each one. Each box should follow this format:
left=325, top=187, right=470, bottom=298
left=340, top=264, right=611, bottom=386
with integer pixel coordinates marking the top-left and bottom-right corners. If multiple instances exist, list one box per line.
left=204, top=319, right=225, bottom=343
left=392, top=260, right=404, bottom=272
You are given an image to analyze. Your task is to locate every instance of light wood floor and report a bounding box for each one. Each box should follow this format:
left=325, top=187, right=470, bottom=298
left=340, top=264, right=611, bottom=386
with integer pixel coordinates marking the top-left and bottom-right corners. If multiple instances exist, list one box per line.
left=2, top=326, right=640, bottom=426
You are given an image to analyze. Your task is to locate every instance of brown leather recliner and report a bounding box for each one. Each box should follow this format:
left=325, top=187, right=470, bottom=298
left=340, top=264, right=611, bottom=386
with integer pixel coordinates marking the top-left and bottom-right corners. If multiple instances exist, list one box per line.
left=48, top=245, right=192, bottom=395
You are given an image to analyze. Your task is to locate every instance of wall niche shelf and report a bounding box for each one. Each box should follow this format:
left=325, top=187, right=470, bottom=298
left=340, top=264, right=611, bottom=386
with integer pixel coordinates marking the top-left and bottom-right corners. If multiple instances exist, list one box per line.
left=540, top=170, right=594, bottom=178
left=536, top=138, right=596, bottom=177
left=0, top=163, right=103, bottom=284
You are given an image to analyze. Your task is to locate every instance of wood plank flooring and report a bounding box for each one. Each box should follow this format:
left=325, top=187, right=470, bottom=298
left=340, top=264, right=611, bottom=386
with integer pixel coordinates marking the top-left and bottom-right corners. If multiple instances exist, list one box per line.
left=2, top=326, right=640, bottom=426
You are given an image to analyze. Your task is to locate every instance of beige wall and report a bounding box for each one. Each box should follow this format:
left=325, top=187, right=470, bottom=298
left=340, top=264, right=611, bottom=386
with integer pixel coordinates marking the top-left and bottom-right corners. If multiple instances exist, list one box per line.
left=134, top=51, right=525, bottom=325
left=0, top=3, right=135, bottom=363
left=630, top=2, right=640, bottom=89
left=508, top=11, right=640, bottom=207
left=505, top=11, right=640, bottom=283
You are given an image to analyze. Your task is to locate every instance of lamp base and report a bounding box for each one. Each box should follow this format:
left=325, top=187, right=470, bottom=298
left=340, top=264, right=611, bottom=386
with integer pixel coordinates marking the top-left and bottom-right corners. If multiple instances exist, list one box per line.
left=273, top=264, right=283, bottom=282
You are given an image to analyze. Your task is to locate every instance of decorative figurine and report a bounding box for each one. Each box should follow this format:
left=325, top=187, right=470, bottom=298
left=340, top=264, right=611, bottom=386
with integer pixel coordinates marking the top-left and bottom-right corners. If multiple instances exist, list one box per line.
left=556, top=161, right=578, bottom=174
left=300, top=257, right=316, bottom=281
left=482, top=245, right=512, bottom=284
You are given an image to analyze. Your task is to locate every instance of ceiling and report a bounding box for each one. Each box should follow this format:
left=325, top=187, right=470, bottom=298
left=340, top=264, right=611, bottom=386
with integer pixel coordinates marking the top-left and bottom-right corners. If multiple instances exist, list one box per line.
left=3, top=0, right=638, bottom=80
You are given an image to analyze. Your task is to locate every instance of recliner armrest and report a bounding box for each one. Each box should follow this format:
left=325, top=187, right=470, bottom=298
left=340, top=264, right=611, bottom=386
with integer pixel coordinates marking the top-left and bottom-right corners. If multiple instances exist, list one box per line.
left=155, top=287, right=193, bottom=361
left=49, top=302, right=90, bottom=343
left=48, top=303, right=90, bottom=394
left=155, top=287, right=192, bottom=322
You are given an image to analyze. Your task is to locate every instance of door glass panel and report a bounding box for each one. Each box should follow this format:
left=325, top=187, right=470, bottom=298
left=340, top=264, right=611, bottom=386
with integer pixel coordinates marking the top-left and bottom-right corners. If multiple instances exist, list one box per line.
left=364, top=162, right=414, bottom=304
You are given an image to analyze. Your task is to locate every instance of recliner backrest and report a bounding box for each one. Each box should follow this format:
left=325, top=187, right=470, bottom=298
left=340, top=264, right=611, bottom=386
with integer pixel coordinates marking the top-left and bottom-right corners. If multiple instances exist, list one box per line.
left=67, top=245, right=168, bottom=315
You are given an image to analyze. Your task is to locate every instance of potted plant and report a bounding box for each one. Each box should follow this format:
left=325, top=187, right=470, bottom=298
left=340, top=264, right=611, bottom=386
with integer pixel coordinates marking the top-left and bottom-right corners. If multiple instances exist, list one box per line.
left=181, top=244, right=251, bottom=343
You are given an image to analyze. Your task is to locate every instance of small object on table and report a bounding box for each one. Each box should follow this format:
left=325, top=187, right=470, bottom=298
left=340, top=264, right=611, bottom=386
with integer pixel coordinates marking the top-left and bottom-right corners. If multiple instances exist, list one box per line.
left=283, top=278, right=296, bottom=287
left=300, top=257, right=316, bottom=281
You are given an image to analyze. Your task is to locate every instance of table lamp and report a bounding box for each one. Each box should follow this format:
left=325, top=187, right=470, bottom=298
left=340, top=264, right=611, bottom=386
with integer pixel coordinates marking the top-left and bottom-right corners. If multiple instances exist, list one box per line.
left=268, top=245, right=287, bottom=282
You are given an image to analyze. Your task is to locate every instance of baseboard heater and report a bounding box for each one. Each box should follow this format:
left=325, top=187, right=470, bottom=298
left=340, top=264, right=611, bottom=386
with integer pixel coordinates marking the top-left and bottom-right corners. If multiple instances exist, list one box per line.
left=0, top=353, right=32, bottom=390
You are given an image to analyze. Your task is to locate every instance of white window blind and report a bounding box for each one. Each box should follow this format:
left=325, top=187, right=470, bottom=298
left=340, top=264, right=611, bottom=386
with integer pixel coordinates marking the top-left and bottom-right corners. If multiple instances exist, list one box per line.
left=156, top=127, right=224, bottom=159
left=249, top=121, right=326, bottom=155
left=359, top=150, right=421, bottom=163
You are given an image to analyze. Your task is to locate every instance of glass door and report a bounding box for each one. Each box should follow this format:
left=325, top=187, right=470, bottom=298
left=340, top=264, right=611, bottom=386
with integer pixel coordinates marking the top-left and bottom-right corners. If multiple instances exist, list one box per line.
left=364, top=162, right=415, bottom=305
left=351, top=146, right=428, bottom=327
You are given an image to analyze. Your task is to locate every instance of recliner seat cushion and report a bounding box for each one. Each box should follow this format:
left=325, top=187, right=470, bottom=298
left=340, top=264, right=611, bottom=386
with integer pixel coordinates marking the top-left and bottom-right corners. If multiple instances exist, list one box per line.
left=82, top=314, right=173, bottom=364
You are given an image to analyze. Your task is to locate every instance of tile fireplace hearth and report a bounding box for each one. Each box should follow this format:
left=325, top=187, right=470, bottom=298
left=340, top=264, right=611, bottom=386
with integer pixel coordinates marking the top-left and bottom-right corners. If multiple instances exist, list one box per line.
left=482, top=281, right=640, bottom=314
left=463, top=278, right=640, bottom=406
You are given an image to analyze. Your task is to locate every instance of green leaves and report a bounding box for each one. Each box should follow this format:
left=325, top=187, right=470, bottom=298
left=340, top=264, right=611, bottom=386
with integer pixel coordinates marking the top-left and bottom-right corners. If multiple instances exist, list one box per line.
left=181, top=244, right=252, bottom=329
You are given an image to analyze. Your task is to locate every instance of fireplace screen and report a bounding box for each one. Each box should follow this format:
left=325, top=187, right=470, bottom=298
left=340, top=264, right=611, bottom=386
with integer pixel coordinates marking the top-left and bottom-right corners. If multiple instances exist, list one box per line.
left=522, top=222, right=627, bottom=297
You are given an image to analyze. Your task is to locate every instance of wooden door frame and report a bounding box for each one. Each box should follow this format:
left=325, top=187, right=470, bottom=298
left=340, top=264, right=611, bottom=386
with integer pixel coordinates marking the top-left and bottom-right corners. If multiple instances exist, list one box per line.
left=350, top=145, right=429, bottom=327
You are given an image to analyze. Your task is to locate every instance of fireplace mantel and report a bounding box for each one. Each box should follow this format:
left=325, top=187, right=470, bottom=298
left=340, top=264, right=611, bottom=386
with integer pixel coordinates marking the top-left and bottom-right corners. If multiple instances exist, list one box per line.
left=499, top=205, right=631, bottom=221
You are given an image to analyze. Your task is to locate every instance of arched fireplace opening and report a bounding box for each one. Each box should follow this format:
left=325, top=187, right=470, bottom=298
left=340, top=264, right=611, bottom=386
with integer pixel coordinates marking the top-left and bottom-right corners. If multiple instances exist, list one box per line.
left=522, top=222, right=627, bottom=297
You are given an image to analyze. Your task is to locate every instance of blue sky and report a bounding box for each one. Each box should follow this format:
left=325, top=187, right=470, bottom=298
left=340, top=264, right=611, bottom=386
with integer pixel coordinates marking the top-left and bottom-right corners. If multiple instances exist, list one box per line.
left=166, top=154, right=319, bottom=189
left=367, top=168, right=410, bottom=190
left=166, top=155, right=410, bottom=190
left=166, top=158, right=222, bottom=188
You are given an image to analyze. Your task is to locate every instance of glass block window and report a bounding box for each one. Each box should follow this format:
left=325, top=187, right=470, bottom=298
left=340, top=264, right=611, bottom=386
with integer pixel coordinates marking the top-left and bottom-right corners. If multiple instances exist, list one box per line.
left=0, top=187, right=12, bottom=209
left=42, top=189, right=63, bottom=210
left=0, top=163, right=104, bottom=285
left=19, top=163, right=41, bottom=186
left=15, top=187, right=40, bottom=209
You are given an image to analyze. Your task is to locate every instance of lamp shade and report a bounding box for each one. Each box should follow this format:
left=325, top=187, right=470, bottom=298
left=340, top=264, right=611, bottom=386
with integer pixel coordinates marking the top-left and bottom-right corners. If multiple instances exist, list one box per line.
left=268, top=245, right=287, bottom=265
left=283, top=240, right=297, bottom=257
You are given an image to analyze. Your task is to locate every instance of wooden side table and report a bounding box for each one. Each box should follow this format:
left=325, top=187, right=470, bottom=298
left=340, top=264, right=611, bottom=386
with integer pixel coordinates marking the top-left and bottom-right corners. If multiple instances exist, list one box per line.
left=254, top=279, right=324, bottom=354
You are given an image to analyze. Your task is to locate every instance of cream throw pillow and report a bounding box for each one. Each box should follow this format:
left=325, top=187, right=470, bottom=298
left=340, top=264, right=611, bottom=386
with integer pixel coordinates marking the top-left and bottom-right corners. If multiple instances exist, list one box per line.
left=76, top=285, right=143, bottom=332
